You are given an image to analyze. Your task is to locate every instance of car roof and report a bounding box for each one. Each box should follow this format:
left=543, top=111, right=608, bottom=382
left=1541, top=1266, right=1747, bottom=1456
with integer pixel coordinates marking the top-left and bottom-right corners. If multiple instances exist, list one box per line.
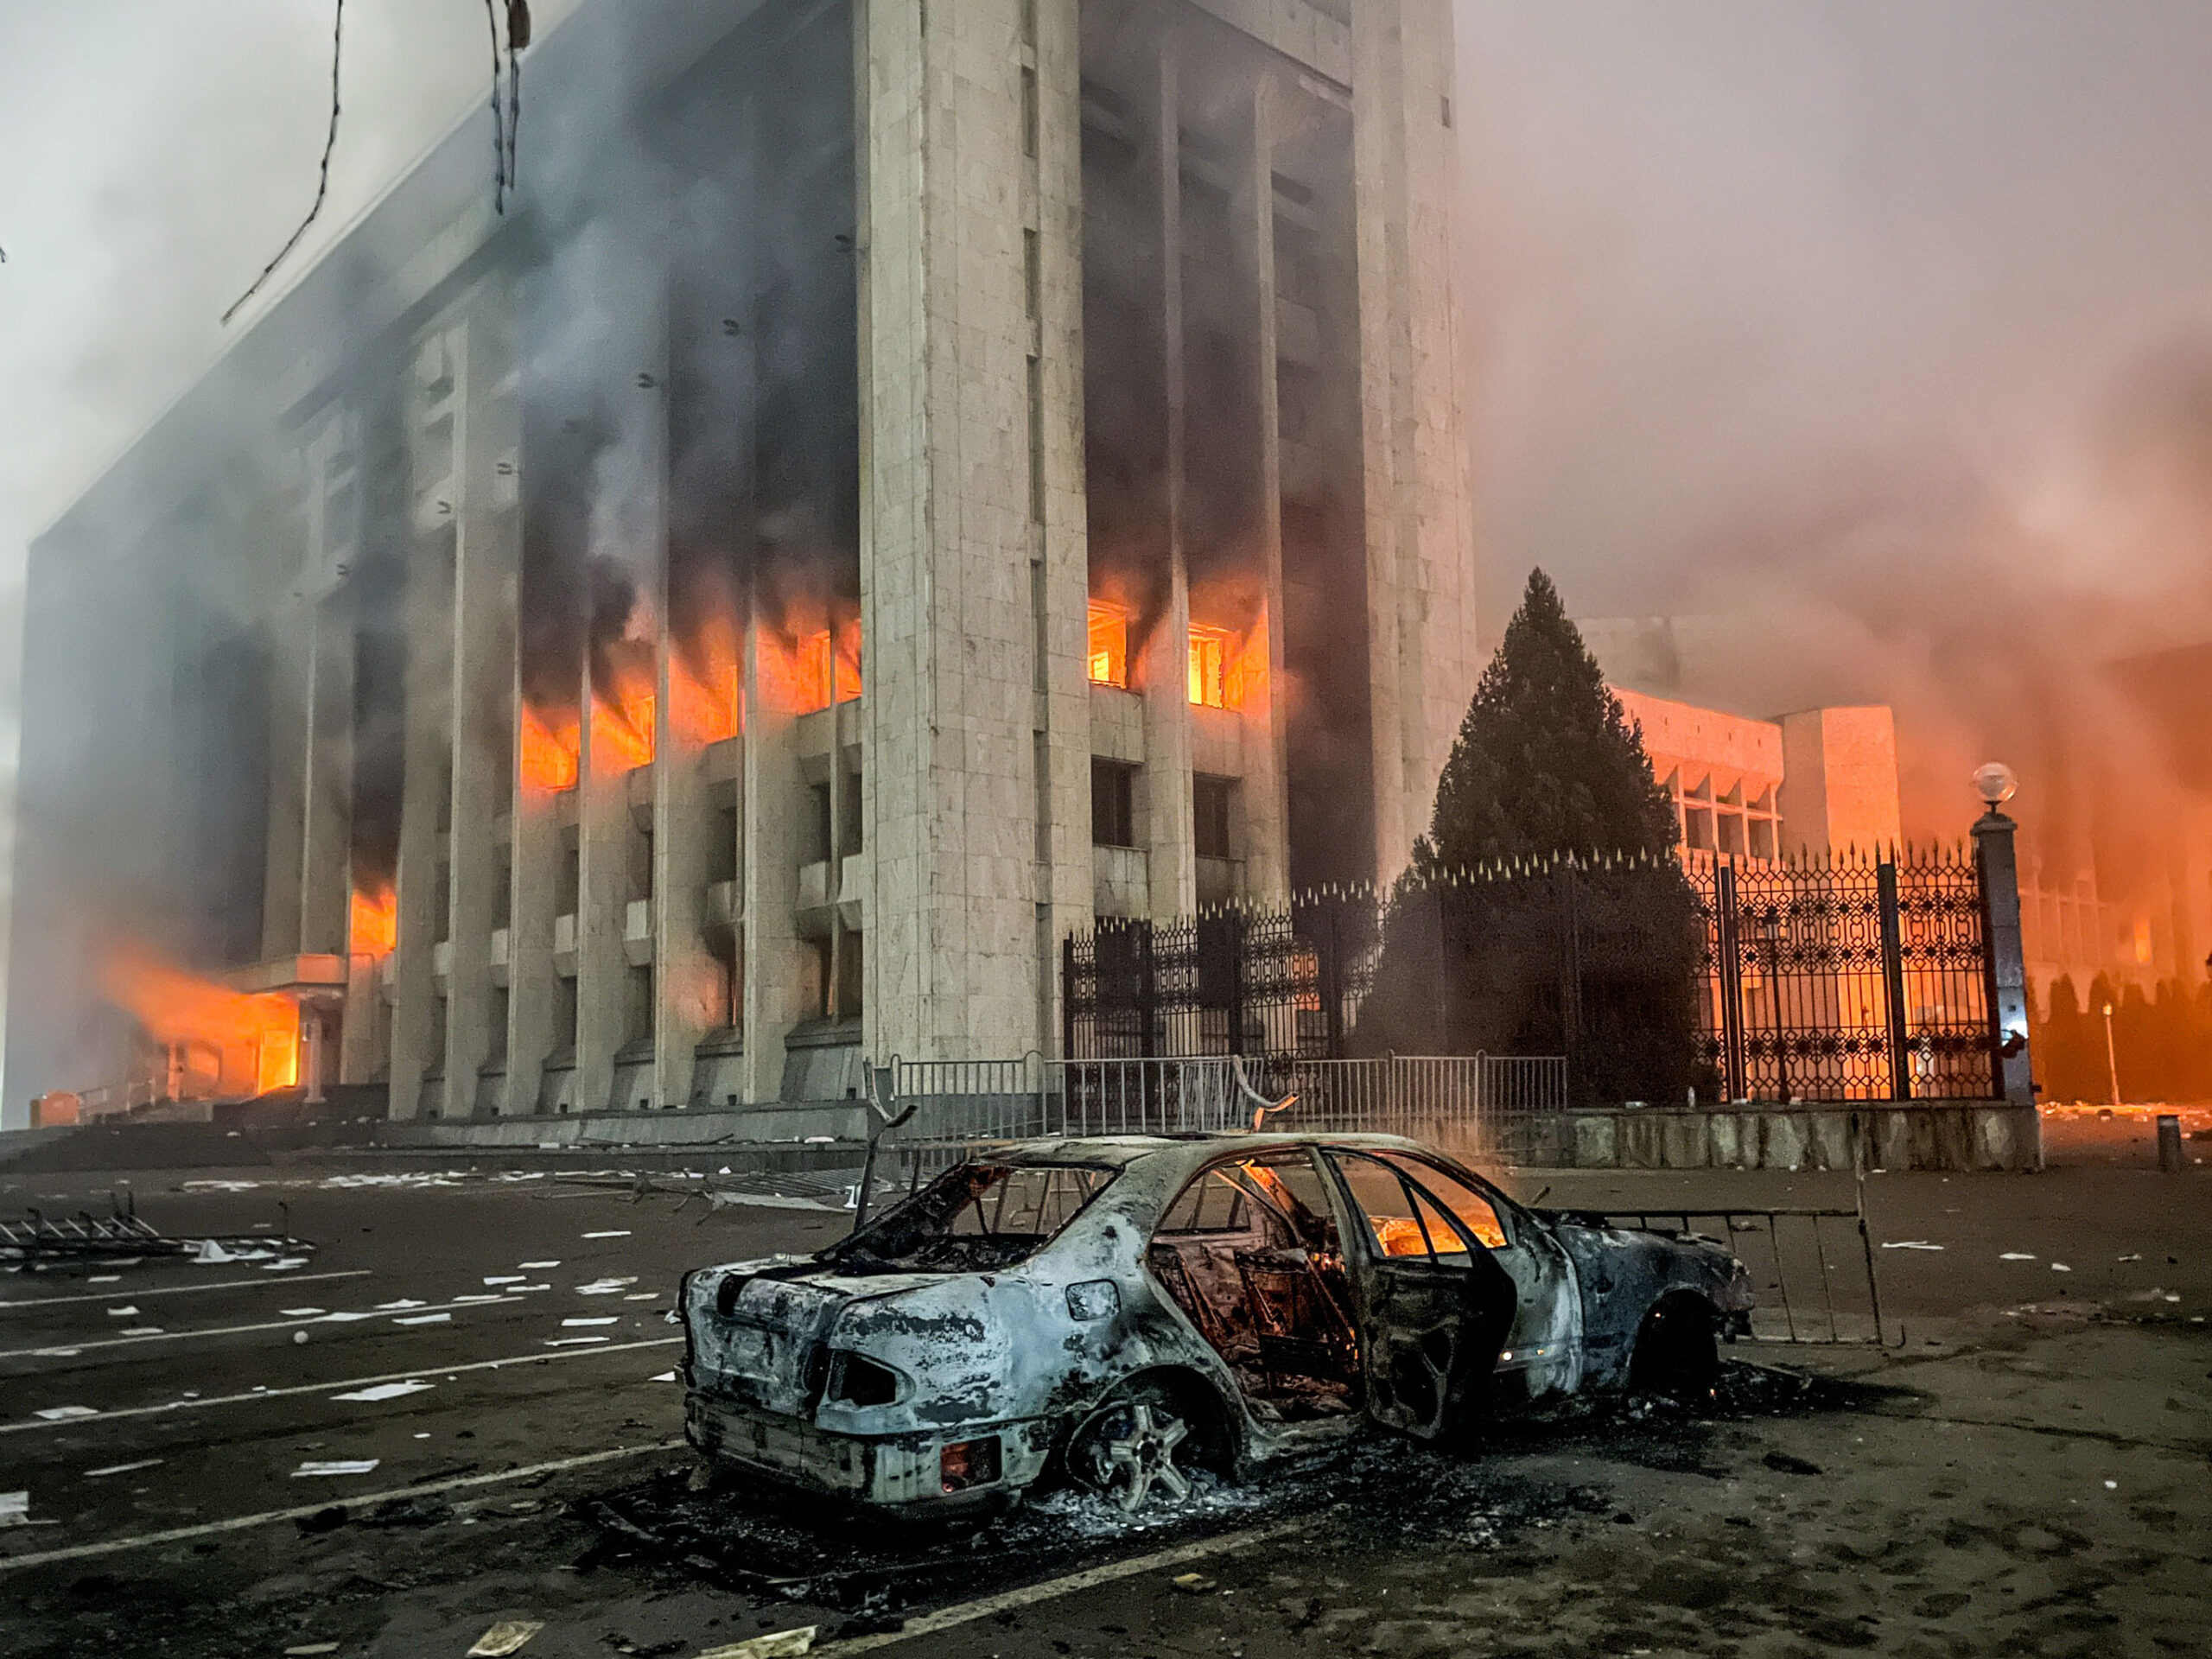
left=988, top=1130, right=1435, bottom=1166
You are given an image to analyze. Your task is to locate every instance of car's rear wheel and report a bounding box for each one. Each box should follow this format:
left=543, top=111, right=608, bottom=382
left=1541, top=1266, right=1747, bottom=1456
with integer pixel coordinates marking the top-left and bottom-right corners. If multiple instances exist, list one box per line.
left=1068, top=1377, right=1214, bottom=1513
left=1628, top=1294, right=1720, bottom=1406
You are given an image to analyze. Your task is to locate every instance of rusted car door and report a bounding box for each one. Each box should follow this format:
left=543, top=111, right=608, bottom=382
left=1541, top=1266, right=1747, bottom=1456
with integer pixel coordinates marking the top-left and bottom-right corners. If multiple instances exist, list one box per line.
left=1321, top=1148, right=1517, bottom=1440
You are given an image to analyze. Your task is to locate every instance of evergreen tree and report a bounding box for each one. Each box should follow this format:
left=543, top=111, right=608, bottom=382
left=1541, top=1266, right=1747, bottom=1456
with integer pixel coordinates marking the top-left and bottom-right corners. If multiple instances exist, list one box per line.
left=1415, top=569, right=1679, bottom=875
left=1356, top=569, right=1703, bottom=1105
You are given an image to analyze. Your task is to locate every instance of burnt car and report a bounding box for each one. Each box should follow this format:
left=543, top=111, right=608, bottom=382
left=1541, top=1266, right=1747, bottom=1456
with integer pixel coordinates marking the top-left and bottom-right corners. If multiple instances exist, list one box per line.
left=680, top=1134, right=1752, bottom=1515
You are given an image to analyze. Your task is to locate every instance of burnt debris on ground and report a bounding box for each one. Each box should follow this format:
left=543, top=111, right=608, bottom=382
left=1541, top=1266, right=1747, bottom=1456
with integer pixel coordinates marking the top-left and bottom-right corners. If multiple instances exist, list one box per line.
left=576, top=1358, right=1894, bottom=1621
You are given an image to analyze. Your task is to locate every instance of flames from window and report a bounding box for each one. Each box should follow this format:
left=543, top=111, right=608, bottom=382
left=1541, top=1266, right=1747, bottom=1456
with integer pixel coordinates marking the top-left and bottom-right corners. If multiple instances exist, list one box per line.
left=99, top=944, right=299, bottom=1096
left=349, top=881, right=397, bottom=957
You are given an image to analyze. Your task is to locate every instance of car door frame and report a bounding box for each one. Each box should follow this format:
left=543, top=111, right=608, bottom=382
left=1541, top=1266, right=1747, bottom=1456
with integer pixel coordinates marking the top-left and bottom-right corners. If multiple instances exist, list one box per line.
left=1373, top=1150, right=1586, bottom=1400
left=1314, top=1146, right=1518, bottom=1442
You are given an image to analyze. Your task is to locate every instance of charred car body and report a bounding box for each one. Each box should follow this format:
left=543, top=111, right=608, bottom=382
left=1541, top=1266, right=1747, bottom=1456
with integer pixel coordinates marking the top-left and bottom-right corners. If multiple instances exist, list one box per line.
left=680, top=1134, right=1753, bottom=1514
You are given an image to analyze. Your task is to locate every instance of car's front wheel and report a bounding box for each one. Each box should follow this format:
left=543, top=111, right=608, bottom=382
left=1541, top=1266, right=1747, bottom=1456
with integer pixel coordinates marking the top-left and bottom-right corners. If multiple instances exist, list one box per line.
left=1068, top=1378, right=1211, bottom=1513
left=1627, top=1293, right=1720, bottom=1406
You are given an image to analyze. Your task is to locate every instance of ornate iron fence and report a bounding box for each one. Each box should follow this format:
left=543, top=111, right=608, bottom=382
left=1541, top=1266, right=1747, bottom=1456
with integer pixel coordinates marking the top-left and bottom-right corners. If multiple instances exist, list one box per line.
left=1065, top=848, right=2003, bottom=1104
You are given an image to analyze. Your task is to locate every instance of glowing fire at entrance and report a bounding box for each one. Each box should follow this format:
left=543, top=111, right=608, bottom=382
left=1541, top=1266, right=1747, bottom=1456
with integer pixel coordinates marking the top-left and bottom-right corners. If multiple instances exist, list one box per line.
left=99, top=945, right=301, bottom=1098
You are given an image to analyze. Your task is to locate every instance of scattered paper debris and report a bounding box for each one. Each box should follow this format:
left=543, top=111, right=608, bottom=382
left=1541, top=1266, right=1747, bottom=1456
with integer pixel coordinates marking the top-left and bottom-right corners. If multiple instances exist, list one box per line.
left=544, top=1336, right=610, bottom=1347
left=1881, top=1241, right=1943, bottom=1251
left=467, top=1620, right=545, bottom=1656
left=562, top=1317, right=620, bottom=1327
left=392, top=1313, right=452, bottom=1326
left=105, top=1306, right=140, bottom=1317
left=264, top=1257, right=312, bottom=1271
left=0, top=1491, right=31, bottom=1527
left=483, top=1276, right=525, bottom=1287
left=518, top=1261, right=561, bottom=1269
left=697, top=1629, right=817, bottom=1659
left=319, top=1311, right=376, bottom=1323
left=291, top=1460, right=380, bottom=1478
left=85, top=1459, right=163, bottom=1478
left=376, top=1300, right=429, bottom=1311
left=650, top=1370, right=677, bottom=1382
left=575, top=1277, right=638, bottom=1295
left=2052, top=1262, right=2073, bottom=1272
left=2103, top=1479, right=2119, bottom=1490
left=280, top=1307, right=328, bottom=1317
left=582, top=1230, right=632, bottom=1239
left=1171, top=1571, right=1218, bottom=1593
left=87, top=1275, right=119, bottom=1284
left=454, top=1294, right=506, bottom=1305
left=1999, top=1252, right=2036, bottom=1262
left=2119, top=1253, right=2143, bottom=1262
left=331, top=1380, right=435, bottom=1403
left=283, top=1645, right=340, bottom=1656
left=34, top=1406, right=98, bottom=1421
left=624, top=1294, right=660, bottom=1302
left=119, top=1326, right=162, bottom=1336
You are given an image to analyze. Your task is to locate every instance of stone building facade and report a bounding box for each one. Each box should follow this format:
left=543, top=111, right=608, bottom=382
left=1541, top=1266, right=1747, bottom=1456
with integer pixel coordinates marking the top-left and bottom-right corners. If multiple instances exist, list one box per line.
left=7, top=0, right=1477, bottom=1122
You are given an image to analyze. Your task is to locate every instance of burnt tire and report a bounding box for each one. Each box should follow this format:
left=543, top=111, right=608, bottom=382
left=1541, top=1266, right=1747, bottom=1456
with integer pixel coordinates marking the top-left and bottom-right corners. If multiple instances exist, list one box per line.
left=1067, top=1376, right=1220, bottom=1513
left=1627, top=1295, right=1719, bottom=1406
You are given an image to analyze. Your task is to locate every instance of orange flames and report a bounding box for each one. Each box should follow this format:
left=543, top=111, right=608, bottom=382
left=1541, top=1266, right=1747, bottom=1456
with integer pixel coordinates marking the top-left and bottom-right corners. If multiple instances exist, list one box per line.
left=756, top=614, right=864, bottom=717
left=519, top=702, right=581, bottom=792
left=350, top=882, right=397, bottom=957
left=99, top=944, right=299, bottom=1096
left=670, top=610, right=741, bottom=746
left=1188, top=617, right=1269, bottom=713
left=592, top=645, right=658, bottom=773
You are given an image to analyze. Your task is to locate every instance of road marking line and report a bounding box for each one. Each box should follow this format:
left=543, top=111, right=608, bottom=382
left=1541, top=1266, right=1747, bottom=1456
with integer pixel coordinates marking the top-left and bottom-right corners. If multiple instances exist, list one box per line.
left=0, top=1337, right=682, bottom=1434
left=0, top=1271, right=374, bottom=1311
left=816, top=1518, right=1313, bottom=1656
left=0, top=1294, right=536, bottom=1360
left=0, top=1440, right=686, bottom=1573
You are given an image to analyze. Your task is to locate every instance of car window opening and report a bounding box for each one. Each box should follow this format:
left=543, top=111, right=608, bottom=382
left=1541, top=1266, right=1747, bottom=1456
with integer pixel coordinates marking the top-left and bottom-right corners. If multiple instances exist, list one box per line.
left=1146, top=1154, right=1364, bottom=1424
left=830, top=1161, right=1116, bottom=1274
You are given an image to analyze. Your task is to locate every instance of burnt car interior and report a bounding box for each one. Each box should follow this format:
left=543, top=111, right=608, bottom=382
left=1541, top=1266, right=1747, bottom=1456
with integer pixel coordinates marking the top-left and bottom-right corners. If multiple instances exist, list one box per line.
left=1147, top=1149, right=1519, bottom=1429
left=827, top=1161, right=1116, bottom=1274
left=1146, top=1152, right=1366, bottom=1421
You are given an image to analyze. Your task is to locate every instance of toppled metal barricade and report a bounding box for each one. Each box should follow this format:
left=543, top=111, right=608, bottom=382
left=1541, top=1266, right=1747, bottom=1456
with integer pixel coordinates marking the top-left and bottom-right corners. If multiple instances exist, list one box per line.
left=0, top=1189, right=315, bottom=1270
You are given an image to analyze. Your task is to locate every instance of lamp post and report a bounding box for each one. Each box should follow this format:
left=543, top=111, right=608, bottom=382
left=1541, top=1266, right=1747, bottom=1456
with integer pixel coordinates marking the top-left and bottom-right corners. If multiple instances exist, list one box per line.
left=2101, top=1001, right=2121, bottom=1108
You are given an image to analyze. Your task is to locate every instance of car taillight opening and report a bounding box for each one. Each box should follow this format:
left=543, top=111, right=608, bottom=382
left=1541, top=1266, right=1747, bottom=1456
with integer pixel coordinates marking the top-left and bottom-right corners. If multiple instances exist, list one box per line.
left=940, top=1435, right=1002, bottom=1493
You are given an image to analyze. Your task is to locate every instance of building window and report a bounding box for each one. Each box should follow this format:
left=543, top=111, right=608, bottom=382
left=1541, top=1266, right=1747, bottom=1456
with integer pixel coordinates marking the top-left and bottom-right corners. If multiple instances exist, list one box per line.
left=709, top=788, right=739, bottom=886
left=836, top=926, right=864, bottom=1020
left=1088, top=601, right=1129, bottom=687
left=553, top=975, right=578, bottom=1051
left=629, top=812, right=654, bottom=902
left=486, top=988, right=509, bottom=1064
left=1092, top=758, right=1136, bottom=849
left=626, top=965, right=655, bottom=1046
left=1188, top=626, right=1230, bottom=709
left=1193, top=774, right=1236, bottom=861
left=557, top=828, right=581, bottom=915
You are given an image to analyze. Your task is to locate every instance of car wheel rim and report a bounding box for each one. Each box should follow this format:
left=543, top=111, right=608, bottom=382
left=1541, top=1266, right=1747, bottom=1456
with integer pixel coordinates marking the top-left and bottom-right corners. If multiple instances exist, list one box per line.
left=1091, top=1400, right=1192, bottom=1512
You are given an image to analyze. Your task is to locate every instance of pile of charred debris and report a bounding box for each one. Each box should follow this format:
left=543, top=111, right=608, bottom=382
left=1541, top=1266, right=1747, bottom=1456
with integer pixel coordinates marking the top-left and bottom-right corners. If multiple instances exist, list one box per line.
left=576, top=1361, right=1884, bottom=1620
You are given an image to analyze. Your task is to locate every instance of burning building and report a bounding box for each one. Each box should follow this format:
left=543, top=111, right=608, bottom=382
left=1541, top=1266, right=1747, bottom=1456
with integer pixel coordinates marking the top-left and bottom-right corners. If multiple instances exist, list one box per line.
left=7, top=0, right=1474, bottom=1123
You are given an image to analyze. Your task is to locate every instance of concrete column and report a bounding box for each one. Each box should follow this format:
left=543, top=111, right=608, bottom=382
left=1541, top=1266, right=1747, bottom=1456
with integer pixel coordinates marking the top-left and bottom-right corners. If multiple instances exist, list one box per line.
left=298, top=592, right=355, bottom=957
left=442, top=291, right=522, bottom=1120
left=1140, top=21, right=1198, bottom=922
left=505, top=695, right=569, bottom=1115
left=741, top=620, right=805, bottom=1100
left=653, top=411, right=716, bottom=1112
left=259, top=588, right=308, bottom=963
left=858, top=0, right=1056, bottom=1062
left=575, top=346, right=664, bottom=1113
left=1033, top=0, right=1096, bottom=1051
left=387, top=327, right=463, bottom=1119
left=1236, top=73, right=1291, bottom=905
left=1352, top=0, right=1479, bottom=885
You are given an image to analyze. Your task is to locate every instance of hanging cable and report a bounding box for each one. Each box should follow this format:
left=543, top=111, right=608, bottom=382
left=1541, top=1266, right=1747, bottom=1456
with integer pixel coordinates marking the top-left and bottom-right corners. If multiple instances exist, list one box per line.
left=223, top=0, right=345, bottom=325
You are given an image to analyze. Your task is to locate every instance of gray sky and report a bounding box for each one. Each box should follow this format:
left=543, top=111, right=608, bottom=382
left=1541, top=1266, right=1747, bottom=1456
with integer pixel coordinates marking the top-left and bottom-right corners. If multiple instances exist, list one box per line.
left=1, top=0, right=2209, bottom=995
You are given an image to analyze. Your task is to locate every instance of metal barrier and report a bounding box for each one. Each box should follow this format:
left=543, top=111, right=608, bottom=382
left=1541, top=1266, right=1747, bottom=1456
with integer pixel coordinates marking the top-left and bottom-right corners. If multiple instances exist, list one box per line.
left=1599, top=1204, right=1884, bottom=1344
left=875, top=1052, right=1567, bottom=1184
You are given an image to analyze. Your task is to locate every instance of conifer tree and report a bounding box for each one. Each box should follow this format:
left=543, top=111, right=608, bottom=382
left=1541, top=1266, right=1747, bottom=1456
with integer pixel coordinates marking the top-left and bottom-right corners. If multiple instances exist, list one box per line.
left=1415, top=569, right=1679, bottom=874
left=1356, top=569, right=1703, bottom=1106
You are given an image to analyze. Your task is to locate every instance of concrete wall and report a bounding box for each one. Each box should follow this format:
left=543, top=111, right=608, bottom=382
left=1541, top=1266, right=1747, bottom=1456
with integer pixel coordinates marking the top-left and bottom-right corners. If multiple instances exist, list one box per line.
left=1530, top=1102, right=2044, bottom=1174
left=1780, top=705, right=1904, bottom=856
